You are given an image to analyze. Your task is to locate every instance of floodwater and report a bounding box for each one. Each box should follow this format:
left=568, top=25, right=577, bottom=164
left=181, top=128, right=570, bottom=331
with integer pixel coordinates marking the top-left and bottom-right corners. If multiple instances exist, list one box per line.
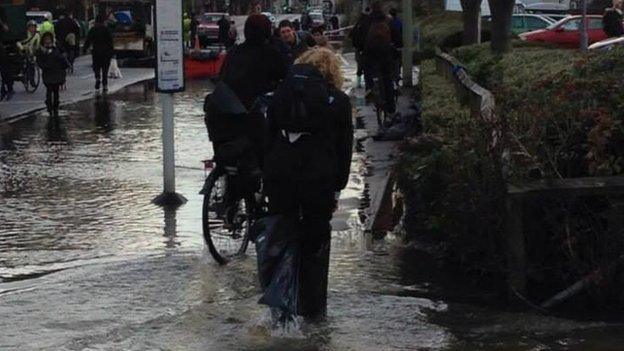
left=1, top=80, right=624, bottom=351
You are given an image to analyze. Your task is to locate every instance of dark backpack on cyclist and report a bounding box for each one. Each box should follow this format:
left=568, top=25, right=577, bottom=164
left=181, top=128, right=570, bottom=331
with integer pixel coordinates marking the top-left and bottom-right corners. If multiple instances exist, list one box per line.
left=365, top=19, right=392, bottom=51
left=264, top=64, right=338, bottom=184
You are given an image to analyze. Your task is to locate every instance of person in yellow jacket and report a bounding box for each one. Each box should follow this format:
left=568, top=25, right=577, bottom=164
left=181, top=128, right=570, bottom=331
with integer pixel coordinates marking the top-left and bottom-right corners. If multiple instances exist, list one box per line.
left=21, top=20, right=41, bottom=55
left=40, top=18, right=55, bottom=39
left=183, top=13, right=191, bottom=48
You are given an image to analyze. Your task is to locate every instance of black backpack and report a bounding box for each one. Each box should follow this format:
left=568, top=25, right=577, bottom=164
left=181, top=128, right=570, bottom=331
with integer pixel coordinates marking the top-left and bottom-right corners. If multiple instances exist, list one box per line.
left=264, top=64, right=338, bottom=184
left=271, top=64, right=330, bottom=134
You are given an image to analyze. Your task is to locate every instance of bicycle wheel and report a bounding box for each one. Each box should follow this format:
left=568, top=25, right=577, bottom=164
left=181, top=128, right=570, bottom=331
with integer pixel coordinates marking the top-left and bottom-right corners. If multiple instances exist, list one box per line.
left=23, top=62, right=40, bottom=93
left=201, top=168, right=253, bottom=264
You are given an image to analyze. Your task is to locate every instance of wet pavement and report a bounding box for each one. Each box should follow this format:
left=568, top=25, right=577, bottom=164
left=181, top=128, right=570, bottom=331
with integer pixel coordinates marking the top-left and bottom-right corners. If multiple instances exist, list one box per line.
left=1, top=80, right=624, bottom=350
left=0, top=55, right=154, bottom=123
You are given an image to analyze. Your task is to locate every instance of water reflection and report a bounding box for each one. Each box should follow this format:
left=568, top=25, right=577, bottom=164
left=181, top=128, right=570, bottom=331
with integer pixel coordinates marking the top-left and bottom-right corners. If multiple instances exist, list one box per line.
left=45, top=116, right=68, bottom=144
left=93, top=95, right=115, bottom=133
left=163, top=207, right=179, bottom=249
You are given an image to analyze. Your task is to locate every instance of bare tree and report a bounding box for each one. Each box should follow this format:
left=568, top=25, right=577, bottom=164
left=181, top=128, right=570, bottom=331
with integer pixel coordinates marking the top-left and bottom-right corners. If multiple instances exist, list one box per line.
left=487, top=0, right=515, bottom=54
left=461, top=0, right=483, bottom=45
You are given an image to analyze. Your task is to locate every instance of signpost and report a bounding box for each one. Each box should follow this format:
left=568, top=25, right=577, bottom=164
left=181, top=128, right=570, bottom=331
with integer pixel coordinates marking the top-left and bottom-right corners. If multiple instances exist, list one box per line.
left=402, top=0, right=413, bottom=87
left=153, top=0, right=187, bottom=206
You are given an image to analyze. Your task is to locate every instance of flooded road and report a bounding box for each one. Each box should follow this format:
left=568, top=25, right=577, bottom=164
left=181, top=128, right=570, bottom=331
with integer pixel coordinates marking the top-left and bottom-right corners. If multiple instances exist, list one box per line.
left=1, top=80, right=624, bottom=350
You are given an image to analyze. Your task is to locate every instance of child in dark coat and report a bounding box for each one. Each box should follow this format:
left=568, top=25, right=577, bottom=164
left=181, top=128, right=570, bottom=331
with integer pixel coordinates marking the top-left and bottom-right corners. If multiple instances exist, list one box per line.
left=37, top=32, right=69, bottom=116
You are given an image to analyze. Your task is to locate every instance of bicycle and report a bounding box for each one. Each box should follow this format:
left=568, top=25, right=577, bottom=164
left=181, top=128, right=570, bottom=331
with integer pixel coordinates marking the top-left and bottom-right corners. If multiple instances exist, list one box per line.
left=372, top=75, right=397, bottom=129
left=200, top=158, right=265, bottom=265
left=18, top=54, right=41, bottom=93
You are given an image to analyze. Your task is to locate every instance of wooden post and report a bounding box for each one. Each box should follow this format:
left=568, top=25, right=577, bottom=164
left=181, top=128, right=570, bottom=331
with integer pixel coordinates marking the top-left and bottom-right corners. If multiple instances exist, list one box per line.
left=506, top=196, right=527, bottom=297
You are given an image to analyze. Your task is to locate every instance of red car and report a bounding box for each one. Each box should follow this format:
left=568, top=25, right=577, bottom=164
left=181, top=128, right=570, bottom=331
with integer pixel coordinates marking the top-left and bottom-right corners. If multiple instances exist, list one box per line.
left=519, top=15, right=608, bottom=49
left=198, top=13, right=229, bottom=46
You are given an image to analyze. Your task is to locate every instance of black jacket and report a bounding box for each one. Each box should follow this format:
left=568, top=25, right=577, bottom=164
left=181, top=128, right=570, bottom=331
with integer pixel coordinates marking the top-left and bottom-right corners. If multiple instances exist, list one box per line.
left=220, top=41, right=287, bottom=110
left=264, top=86, right=354, bottom=191
left=218, top=17, right=230, bottom=43
left=603, top=8, right=624, bottom=37
left=37, top=46, right=69, bottom=85
left=56, top=17, right=80, bottom=46
left=84, top=24, right=114, bottom=57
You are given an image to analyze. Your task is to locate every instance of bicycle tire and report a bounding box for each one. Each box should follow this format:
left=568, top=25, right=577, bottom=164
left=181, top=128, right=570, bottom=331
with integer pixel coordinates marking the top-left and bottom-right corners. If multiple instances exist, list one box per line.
left=23, top=63, right=40, bottom=93
left=201, top=168, right=253, bottom=264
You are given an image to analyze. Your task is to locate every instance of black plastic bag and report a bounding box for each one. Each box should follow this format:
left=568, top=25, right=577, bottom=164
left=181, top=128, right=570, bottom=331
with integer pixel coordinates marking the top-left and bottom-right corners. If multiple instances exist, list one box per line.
left=251, top=215, right=300, bottom=317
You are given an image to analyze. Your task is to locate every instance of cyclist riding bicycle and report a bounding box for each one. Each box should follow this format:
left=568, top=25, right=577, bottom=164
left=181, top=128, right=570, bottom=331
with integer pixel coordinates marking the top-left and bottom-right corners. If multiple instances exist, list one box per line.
left=21, top=21, right=41, bottom=56
left=361, top=1, right=400, bottom=116
left=204, top=14, right=286, bottom=225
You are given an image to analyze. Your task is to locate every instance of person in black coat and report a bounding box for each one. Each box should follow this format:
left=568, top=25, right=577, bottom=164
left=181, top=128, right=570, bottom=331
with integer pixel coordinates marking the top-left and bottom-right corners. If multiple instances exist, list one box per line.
left=190, top=13, right=199, bottom=48
left=55, top=13, right=81, bottom=55
left=264, top=47, right=354, bottom=320
left=83, top=14, right=114, bottom=92
left=217, top=15, right=230, bottom=46
left=603, top=0, right=624, bottom=37
left=38, top=32, right=69, bottom=116
left=208, top=14, right=287, bottom=168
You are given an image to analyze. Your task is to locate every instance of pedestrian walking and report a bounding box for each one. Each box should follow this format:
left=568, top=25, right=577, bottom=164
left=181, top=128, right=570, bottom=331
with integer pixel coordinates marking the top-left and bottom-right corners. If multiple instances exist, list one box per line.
left=278, top=19, right=315, bottom=65
left=264, top=47, right=354, bottom=320
left=0, top=7, right=11, bottom=101
left=190, top=13, right=199, bottom=49
left=350, top=6, right=371, bottom=88
left=55, top=12, right=81, bottom=71
left=37, top=32, right=69, bottom=117
left=183, top=13, right=192, bottom=48
left=218, top=15, right=230, bottom=47
left=311, top=25, right=329, bottom=48
left=603, top=0, right=624, bottom=37
left=83, top=14, right=114, bottom=93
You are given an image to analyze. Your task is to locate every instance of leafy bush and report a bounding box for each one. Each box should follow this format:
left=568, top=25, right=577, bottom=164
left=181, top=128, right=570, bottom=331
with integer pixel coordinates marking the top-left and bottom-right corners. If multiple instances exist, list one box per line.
left=398, top=46, right=624, bottom=304
left=416, top=11, right=463, bottom=59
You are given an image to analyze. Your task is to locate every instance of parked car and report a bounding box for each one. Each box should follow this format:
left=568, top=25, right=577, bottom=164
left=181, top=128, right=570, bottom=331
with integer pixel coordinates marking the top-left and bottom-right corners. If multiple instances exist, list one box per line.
left=519, top=15, right=608, bottom=49
left=544, top=14, right=570, bottom=22
left=26, top=11, right=53, bottom=32
left=198, top=12, right=229, bottom=46
left=588, top=35, right=624, bottom=50
left=524, top=2, right=570, bottom=14
left=483, top=14, right=555, bottom=35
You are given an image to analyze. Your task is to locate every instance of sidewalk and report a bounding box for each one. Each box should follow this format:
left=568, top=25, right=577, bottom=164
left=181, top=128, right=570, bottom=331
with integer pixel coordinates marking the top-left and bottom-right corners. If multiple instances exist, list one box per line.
left=0, top=55, right=154, bottom=123
left=342, top=51, right=420, bottom=234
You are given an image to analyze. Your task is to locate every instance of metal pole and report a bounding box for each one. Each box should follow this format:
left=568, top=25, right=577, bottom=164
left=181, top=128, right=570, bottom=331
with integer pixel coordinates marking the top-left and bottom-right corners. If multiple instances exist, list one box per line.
left=580, top=0, right=588, bottom=52
left=161, top=93, right=176, bottom=194
left=401, top=0, right=413, bottom=87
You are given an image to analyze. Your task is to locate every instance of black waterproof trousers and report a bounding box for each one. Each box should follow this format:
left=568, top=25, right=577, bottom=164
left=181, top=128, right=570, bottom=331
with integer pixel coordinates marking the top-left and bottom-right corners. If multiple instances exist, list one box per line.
left=266, top=181, right=335, bottom=319
left=93, top=54, right=111, bottom=88
left=44, top=83, right=60, bottom=115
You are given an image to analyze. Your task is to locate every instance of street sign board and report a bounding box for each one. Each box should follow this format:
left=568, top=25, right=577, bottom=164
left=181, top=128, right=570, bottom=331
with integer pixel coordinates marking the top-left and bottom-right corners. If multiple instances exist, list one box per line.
left=154, top=0, right=185, bottom=93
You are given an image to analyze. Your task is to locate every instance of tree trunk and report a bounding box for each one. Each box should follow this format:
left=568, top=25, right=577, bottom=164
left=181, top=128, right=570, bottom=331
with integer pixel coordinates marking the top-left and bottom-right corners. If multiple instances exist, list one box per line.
left=488, top=0, right=515, bottom=54
left=461, top=0, right=483, bottom=45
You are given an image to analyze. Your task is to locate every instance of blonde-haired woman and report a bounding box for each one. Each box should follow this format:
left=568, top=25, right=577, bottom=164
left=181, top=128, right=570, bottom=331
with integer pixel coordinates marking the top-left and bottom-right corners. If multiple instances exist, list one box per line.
left=263, top=47, right=353, bottom=321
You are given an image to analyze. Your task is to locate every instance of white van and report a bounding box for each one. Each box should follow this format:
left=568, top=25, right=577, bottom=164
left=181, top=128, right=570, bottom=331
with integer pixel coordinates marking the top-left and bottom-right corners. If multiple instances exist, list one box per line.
left=26, top=11, right=53, bottom=31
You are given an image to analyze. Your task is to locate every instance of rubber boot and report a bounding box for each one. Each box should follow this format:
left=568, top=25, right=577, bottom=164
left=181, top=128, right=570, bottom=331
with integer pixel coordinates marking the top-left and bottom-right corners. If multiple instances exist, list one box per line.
left=53, top=101, right=59, bottom=117
left=298, top=239, right=331, bottom=321
left=45, top=99, right=53, bottom=116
